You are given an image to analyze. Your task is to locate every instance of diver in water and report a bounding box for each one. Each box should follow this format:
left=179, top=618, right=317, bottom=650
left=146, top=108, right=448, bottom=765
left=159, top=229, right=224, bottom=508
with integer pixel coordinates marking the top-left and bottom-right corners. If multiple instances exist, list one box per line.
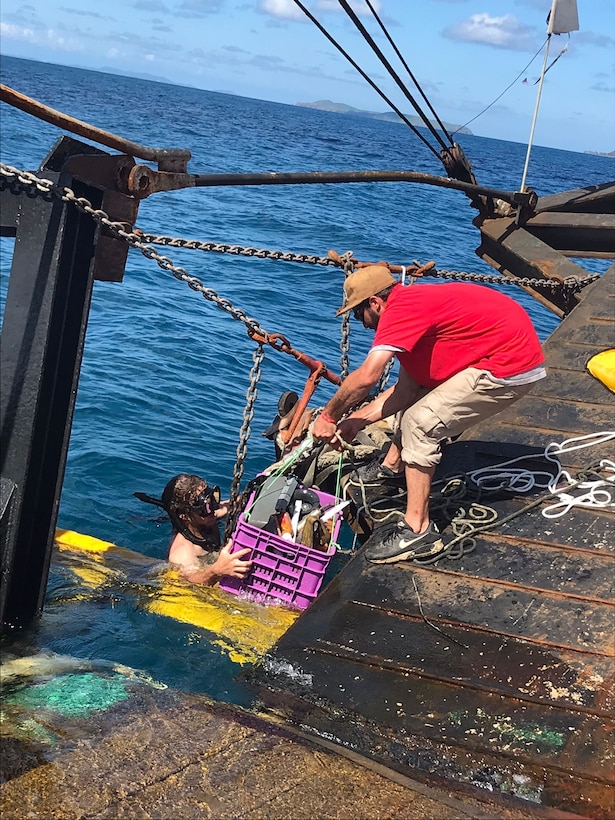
left=135, top=473, right=251, bottom=585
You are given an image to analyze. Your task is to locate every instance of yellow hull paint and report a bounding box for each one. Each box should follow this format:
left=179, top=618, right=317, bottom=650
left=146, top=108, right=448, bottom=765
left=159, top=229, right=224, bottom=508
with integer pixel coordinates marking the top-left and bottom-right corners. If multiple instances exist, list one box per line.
left=54, top=529, right=298, bottom=665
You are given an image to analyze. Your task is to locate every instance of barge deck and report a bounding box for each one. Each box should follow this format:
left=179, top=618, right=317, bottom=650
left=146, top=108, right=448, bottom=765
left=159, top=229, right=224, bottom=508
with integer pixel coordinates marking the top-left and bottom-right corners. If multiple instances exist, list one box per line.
left=251, top=267, right=615, bottom=818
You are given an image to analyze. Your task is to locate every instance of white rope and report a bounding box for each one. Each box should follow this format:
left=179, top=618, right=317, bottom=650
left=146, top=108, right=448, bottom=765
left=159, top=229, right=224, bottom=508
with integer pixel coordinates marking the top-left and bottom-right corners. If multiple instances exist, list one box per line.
left=464, top=432, right=615, bottom=519
left=466, top=457, right=554, bottom=494
left=542, top=432, right=615, bottom=518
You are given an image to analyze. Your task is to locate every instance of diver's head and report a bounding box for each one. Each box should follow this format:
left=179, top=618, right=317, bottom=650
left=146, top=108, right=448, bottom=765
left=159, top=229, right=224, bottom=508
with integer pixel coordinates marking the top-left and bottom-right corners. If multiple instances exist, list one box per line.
left=134, top=473, right=223, bottom=549
left=162, top=474, right=221, bottom=526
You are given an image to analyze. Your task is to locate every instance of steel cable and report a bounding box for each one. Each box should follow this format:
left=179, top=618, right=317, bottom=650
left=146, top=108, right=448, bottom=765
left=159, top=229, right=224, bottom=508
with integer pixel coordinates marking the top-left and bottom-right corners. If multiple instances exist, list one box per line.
left=338, top=0, right=450, bottom=152
left=289, top=0, right=442, bottom=162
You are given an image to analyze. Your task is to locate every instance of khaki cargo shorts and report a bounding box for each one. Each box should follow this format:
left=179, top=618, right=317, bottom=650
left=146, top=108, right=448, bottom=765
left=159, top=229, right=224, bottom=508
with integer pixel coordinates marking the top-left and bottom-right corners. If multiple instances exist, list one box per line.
left=392, top=367, right=537, bottom=468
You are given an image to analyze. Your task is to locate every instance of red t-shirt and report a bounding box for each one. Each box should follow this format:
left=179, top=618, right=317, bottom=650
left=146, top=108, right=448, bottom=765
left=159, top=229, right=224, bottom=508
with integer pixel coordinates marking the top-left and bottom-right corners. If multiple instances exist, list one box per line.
left=373, top=283, right=544, bottom=388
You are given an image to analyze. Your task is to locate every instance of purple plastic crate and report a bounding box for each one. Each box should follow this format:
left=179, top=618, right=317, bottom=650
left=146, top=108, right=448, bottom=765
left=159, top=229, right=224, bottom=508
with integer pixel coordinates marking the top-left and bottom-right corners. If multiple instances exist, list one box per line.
left=219, top=486, right=342, bottom=610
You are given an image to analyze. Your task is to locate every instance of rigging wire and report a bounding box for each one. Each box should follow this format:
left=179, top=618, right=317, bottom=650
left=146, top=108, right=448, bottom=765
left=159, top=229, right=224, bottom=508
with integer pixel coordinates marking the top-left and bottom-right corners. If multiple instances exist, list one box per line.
left=452, top=38, right=548, bottom=138
left=526, top=43, right=569, bottom=85
left=290, top=0, right=442, bottom=163
left=337, top=0, right=450, bottom=152
left=363, top=0, right=453, bottom=145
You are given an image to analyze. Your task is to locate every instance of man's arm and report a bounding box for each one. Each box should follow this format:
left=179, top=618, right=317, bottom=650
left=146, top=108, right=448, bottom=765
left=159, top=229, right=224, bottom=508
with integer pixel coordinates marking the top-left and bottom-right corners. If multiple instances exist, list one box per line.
left=325, top=349, right=393, bottom=417
left=347, top=367, right=420, bottom=425
left=335, top=367, right=420, bottom=443
left=312, top=349, right=393, bottom=442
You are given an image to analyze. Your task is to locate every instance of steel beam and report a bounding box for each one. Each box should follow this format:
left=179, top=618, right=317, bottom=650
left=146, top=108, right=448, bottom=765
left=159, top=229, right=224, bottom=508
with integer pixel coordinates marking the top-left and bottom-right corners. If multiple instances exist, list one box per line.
left=0, top=170, right=101, bottom=628
left=525, top=212, right=615, bottom=258
left=474, top=216, right=595, bottom=315
left=0, top=141, right=138, bottom=630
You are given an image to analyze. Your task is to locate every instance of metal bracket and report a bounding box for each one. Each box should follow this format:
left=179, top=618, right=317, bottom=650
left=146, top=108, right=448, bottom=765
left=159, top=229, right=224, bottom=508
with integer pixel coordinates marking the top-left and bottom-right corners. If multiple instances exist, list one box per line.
left=41, top=136, right=141, bottom=282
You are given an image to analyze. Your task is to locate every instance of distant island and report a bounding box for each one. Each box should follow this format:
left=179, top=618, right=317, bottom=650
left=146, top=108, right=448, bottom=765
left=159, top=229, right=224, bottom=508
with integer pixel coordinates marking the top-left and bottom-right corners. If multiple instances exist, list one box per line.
left=584, top=150, right=615, bottom=158
left=296, top=100, right=473, bottom=136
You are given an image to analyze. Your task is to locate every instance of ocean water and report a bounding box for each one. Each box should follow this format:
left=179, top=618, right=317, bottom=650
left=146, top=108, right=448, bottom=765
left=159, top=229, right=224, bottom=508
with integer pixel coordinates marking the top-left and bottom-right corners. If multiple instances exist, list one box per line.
left=0, top=55, right=612, bottom=699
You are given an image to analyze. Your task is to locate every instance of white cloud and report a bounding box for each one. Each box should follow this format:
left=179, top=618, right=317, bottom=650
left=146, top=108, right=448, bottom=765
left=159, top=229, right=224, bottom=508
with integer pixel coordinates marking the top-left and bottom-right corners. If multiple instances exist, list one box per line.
left=1, top=21, right=84, bottom=52
left=0, top=21, right=36, bottom=41
left=258, top=0, right=306, bottom=21
left=46, top=28, right=85, bottom=51
left=444, top=13, right=538, bottom=51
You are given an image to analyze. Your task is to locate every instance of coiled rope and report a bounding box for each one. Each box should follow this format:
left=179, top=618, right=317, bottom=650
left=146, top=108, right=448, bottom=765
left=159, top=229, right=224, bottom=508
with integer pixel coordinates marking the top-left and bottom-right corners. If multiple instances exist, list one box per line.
left=347, top=432, right=615, bottom=563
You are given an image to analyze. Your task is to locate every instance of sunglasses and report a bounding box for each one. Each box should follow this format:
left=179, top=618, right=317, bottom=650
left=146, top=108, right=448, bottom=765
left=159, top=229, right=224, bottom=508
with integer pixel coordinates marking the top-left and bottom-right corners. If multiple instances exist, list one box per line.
left=352, top=300, right=369, bottom=321
left=192, top=484, right=221, bottom=517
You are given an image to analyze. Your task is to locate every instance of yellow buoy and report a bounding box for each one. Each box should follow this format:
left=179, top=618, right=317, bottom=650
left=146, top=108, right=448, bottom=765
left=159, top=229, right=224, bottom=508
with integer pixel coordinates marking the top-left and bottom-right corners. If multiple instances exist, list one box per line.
left=586, top=349, right=615, bottom=392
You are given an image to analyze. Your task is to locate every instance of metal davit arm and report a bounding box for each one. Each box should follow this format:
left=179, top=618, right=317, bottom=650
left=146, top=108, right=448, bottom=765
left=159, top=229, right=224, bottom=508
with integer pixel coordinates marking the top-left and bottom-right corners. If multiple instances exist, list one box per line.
left=0, top=84, right=191, bottom=172
left=190, top=169, right=536, bottom=210
left=1, top=83, right=534, bottom=211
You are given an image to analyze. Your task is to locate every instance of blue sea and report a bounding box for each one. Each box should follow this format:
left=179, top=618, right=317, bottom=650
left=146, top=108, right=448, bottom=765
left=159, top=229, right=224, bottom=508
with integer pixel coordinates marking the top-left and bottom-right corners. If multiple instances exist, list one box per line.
left=1, top=55, right=612, bottom=701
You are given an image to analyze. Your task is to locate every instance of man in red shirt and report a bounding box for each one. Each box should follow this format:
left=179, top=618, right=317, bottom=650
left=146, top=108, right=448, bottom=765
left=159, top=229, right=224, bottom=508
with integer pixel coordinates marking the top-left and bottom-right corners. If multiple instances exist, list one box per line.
left=312, top=265, right=546, bottom=564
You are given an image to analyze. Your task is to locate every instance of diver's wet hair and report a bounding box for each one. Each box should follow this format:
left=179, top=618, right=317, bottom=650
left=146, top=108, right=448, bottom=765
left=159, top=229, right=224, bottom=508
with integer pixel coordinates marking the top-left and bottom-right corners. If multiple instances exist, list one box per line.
left=134, top=473, right=221, bottom=549
left=162, top=474, right=221, bottom=519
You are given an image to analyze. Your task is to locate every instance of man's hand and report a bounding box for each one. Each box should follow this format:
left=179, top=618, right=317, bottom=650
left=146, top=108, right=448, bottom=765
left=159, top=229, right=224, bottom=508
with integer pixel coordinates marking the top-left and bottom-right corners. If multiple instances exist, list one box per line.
left=213, top=540, right=252, bottom=579
left=336, top=416, right=367, bottom=444
left=312, top=414, right=337, bottom=443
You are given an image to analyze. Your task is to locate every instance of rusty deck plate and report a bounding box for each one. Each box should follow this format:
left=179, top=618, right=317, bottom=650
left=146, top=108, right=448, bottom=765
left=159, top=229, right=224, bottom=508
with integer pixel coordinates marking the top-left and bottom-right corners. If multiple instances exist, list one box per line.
left=250, top=268, right=615, bottom=818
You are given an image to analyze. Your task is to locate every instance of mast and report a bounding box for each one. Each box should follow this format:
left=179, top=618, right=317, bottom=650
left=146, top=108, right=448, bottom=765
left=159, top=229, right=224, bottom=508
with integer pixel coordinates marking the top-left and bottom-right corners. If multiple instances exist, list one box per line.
left=520, top=0, right=579, bottom=192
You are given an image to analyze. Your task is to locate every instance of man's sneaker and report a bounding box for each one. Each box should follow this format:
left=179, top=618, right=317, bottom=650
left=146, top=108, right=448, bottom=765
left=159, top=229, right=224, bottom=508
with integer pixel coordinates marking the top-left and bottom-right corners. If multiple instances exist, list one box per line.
left=365, top=520, right=444, bottom=563
left=348, top=457, right=405, bottom=488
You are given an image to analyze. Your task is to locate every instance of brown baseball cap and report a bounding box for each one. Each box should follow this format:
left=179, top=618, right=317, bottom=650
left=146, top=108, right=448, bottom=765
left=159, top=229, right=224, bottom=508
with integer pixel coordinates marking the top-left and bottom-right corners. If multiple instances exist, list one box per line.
left=336, top=265, right=397, bottom=316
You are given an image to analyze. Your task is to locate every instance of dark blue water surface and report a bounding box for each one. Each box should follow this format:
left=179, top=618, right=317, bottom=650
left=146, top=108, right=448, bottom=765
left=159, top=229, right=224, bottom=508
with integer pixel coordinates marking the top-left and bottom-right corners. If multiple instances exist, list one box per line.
left=1, top=56, right=612, bottom=698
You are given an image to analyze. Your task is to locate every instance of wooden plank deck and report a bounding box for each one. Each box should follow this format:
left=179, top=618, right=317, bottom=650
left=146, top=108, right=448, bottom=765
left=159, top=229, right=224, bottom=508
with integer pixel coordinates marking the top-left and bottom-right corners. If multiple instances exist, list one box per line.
left=250, top=267, right=615, bottom=819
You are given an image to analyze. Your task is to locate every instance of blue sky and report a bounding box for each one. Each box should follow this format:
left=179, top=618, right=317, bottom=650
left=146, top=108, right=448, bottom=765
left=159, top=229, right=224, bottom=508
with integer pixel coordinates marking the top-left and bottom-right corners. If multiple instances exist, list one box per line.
left=1, top=0, right=613, bottom=153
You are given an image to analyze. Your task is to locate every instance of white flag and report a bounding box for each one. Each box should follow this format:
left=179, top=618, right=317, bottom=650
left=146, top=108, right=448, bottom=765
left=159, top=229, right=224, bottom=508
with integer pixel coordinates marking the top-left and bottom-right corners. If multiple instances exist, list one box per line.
left=547, top=0, right=579, bottom=34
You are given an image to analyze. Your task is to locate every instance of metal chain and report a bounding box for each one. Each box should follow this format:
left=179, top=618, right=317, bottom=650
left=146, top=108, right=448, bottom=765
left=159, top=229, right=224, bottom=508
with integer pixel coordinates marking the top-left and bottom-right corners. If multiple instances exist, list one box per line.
left=136, top=231, right=335, bottom=268
left=0, top=163, right=270, bottom=342
left=376, top=359, right=394, bottom=395
left=338, top=253, right=355, bottom=379
left=421, top=266, right=600, bottom=291
left=225, top=342, right=265, bottom=535
left=340, top=313, right=351, bottom=380
left=139, top=230, right=600, bottom=292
